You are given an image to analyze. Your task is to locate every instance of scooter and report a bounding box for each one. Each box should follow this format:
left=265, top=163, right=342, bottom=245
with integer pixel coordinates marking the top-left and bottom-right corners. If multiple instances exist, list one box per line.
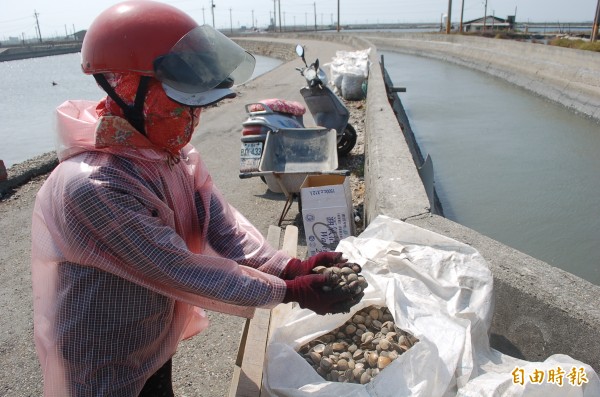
left=239, top=44, right=357, bottom=177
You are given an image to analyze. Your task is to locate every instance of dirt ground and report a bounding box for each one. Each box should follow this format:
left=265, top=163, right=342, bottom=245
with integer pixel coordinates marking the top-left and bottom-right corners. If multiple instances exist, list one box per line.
left=338, top=98, right=367, bottom=234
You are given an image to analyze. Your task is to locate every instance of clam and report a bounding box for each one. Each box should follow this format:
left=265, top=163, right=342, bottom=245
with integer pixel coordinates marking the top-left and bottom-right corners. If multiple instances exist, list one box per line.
left=309, top=351, right=321, bottom=365
left=337, top=359, right=349, bottom=371
left=345, top=324, right=357, bottom=335
left=353, top=314, right=365, bottom=324
left=377, top=356, right=392, bottom=369
left=320, top=356, right=334, bottom=371
left=369, top=308, right=380, bottom=320
left=312, top=263, right=367, bottom=299
left=366, top=351, right=379, bottom=368
left=360, top=372, right=372, bottom=384
left=361, top=331, right=374, bottom=344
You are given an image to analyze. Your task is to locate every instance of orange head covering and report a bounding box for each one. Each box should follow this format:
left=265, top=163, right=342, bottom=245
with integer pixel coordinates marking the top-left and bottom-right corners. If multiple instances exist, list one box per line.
left=96, top=73, right=201, bottom=158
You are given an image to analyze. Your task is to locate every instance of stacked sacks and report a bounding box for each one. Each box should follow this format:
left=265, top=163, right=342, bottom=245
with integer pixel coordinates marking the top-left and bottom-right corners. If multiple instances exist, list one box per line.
left=326, top=48, right=371, bottom=101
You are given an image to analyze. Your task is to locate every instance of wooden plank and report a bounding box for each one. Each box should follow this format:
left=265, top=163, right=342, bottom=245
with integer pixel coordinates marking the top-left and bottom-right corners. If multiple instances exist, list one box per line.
left=230, top=225, right=300, bottom=396
left=234, top=308, right=272, bottom=396
left=267, top=225, right=281, bottom=249
left=269, top=225, right=299, bottom=340
left=230, top=225, right=285, bottom=397
left=281, top=225, right=298, bottom=258
left=267, top=225, right=298, bottom=348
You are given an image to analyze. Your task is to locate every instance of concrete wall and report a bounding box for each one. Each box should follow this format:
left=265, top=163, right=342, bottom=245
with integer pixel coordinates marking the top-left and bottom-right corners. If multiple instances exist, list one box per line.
left=0, top=43, right=81, bottom=62
left=236, top=33, right=600, bottom=372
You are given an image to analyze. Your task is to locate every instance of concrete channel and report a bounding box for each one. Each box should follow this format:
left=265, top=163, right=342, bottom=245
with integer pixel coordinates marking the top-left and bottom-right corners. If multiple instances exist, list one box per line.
left=234, top=32, right=600, bottom=373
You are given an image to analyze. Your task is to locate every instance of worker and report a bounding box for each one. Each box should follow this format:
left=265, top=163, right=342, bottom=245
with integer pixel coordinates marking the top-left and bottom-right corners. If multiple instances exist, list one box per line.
left=30, top=1, right=363, bottom=395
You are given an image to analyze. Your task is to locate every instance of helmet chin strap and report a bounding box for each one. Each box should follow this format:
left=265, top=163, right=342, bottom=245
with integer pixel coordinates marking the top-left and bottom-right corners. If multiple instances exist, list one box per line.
left=94, top=74, right=150, bottom=135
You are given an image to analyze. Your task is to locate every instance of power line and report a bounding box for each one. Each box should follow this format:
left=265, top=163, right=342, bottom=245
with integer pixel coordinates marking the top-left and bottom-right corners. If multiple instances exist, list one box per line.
left=0, top=16, right=31, bottom=24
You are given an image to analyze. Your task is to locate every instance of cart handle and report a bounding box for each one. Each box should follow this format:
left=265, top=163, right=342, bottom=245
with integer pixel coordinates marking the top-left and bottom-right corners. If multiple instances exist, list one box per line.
left=239, top=170, right=349, bottom=179
left=239, top=171, right=266, bottom=179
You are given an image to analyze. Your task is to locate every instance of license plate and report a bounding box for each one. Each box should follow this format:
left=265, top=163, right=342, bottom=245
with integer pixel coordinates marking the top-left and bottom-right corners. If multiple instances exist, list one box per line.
left=240, top=142, right=263, bottom=172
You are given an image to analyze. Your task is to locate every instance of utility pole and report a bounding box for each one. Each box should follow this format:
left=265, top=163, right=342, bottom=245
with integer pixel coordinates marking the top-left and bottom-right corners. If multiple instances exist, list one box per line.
left=314, top=2, right=317, bottom=31
left=252, top=10, right=255, bottom=28
left=459, top=0, right=465, bottom=33
left=445, top=0, right=452, bottom=34
left=34, top=10, right=42, bottom=42
left=278, top=0, right=282, bottom=32
left=337, top=0, right=340, bottom=33
left=483, top=0, right=488, bottom=32
left=230, top=8, right=233, bottom=33
left=273, top=0, right=277, bottom=31
left=211, top=0, right=215, bottom=28
left=592, top=0, right=600, bottom=42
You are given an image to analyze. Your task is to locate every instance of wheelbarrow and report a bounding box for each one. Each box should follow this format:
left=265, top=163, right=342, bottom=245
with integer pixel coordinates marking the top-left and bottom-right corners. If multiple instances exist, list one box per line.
left=239, top=127, right=349, bottom=225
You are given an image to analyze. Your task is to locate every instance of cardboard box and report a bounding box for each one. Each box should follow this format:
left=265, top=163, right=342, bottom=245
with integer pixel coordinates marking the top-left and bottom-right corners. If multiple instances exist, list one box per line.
left=300, top=175, right=355, bottom=256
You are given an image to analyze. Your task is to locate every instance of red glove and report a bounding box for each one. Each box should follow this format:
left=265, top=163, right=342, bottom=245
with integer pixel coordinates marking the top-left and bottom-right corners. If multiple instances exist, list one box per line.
left=281, top=251, right=348, bottom=280
left=283, top=274, right=364, bottom=315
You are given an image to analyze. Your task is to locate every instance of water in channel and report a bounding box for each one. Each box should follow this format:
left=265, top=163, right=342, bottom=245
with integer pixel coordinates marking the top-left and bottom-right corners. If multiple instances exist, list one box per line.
left=381, top=50, right=600, bottom=286
left=0, top=53, right=281, bottom=168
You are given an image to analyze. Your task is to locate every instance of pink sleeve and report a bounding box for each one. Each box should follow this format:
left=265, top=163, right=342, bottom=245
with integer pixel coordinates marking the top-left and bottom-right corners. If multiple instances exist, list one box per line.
left=51, top=162, right=287, bottom=309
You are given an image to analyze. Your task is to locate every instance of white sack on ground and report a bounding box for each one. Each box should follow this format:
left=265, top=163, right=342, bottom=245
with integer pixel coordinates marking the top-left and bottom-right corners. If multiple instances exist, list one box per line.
left=262, top=215, right=600, bottom=396
left=326, top=48, right=371, bottom=100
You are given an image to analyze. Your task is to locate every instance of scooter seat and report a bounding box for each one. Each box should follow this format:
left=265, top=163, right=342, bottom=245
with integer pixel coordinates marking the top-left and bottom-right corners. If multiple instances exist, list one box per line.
left=249, top=98, right=306, bottom=116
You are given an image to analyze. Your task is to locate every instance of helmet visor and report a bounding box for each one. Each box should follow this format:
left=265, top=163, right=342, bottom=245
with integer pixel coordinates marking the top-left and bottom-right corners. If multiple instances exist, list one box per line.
left=153, top=25, right=255, bottom=95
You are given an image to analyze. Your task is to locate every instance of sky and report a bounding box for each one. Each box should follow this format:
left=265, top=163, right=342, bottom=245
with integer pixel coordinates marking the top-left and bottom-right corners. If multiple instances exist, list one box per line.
left=1, top=0, right=598, bottom=40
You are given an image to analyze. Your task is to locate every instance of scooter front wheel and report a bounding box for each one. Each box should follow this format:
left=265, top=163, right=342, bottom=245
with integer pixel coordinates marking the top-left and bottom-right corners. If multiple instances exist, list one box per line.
left=337, top=123, right=357, bottom=157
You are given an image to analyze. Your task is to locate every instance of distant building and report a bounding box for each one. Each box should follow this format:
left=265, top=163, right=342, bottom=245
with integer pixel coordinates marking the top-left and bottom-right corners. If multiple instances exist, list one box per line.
left=464, top=16, right=514, bottom=32
left=73, top=30, right=87, bottom=41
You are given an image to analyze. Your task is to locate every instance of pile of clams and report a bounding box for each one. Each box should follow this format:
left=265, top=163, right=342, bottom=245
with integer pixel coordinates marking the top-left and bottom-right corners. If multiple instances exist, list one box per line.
left=298, top=305, right=419, bottom=384
left=312, top=264, right=368, bottom=296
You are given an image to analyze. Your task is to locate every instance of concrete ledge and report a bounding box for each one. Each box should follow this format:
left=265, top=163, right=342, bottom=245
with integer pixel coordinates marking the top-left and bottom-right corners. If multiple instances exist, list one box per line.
left=232, top=39, right=298, bottom=62
left=0, top=44, right=81, bottom=62
left=0, top=152, right=57, bottom=197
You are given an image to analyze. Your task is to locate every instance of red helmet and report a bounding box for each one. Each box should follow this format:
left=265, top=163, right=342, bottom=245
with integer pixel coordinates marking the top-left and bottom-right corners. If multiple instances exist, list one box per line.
left=81, top=0, right=255, bottom=106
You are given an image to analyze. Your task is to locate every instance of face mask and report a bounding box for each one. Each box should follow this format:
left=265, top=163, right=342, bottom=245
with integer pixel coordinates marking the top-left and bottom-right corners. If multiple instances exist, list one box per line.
left=97, top=73, right=201, bottom=156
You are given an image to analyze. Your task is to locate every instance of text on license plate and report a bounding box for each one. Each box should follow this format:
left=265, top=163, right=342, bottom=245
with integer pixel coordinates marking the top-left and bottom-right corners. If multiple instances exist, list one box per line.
left=240, top=142, right=263, bottom=171
left=240, top=142, right=263, bottom=159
